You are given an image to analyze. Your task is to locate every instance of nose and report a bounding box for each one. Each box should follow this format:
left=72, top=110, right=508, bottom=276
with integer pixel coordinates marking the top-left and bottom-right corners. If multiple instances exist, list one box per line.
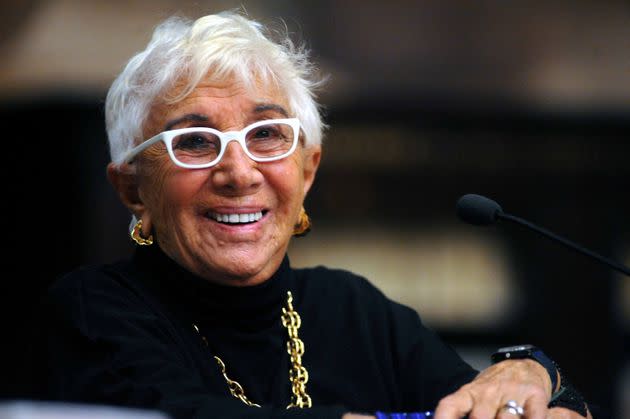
left=210, top=140, right=263, bottom=194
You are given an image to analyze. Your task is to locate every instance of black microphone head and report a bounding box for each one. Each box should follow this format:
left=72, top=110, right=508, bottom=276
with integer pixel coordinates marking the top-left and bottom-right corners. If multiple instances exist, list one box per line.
left=456, top=194, right=503, bottom=226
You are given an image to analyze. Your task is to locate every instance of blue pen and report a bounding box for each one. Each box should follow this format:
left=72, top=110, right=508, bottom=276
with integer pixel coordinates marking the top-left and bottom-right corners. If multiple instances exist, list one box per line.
left=375, top=411, right=433, bottom=419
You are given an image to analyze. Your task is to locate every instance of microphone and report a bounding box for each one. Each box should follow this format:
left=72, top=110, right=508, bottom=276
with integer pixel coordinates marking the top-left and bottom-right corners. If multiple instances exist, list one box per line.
left=456, top=193, right=630, bottom=276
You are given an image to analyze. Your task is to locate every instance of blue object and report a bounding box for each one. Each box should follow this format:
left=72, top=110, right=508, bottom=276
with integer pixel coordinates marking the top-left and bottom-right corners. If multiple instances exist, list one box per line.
left=375, top=411, right=433, bottom=419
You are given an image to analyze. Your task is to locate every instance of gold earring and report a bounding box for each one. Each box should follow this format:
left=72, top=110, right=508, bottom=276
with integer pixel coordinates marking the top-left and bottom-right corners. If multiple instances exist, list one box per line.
left=293, top=207, right=311, bottom=237
left=131, top=219, right=154, bottom=246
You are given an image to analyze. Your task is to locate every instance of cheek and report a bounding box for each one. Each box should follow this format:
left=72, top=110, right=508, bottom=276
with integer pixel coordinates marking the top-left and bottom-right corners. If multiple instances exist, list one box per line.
left=267, top=160, right=305, bottom=208
left=138, top=158, right=203, bottom=216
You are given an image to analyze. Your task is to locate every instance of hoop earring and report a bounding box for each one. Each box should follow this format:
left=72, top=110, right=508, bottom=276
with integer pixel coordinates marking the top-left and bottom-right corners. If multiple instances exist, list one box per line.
left=131, top=219, right=154, bottom=246
left=293, top=207, right=311, bottom=237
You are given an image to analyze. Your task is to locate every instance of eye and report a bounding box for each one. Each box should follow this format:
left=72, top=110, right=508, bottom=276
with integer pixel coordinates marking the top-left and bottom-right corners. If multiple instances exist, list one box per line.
left=250, top=125, right=283, bottom=141
left=245, top=122, right=295, bottom=158
left=175, top=134, right=207, bottom=149
left=173, top=132, right=219, bottom=152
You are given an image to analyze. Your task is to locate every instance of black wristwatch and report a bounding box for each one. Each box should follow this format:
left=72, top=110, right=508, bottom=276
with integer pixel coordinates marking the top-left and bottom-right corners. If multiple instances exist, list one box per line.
left=491, top=345, right=588, bottom=417
left=491, top=344, right=559, bottom=394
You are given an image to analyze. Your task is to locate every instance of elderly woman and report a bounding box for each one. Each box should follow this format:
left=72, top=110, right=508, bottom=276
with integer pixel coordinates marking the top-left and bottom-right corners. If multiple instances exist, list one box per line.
left=44, top=11, right=591, bottom=419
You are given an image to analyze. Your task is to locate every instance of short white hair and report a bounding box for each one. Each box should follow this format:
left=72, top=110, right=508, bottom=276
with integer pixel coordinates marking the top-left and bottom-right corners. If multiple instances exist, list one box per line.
left=105, top=10, right=326, bottom=165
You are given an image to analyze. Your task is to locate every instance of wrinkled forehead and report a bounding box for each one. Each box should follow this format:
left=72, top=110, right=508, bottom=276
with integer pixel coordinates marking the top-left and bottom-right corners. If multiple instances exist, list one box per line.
left=143, top=72, right=292, bottom=137
left=171, top=67, right=289, bottom=107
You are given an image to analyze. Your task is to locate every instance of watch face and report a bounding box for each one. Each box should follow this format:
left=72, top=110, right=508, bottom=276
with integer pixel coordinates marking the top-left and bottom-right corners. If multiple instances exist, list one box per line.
left=497, top=344, right=535, bottom=354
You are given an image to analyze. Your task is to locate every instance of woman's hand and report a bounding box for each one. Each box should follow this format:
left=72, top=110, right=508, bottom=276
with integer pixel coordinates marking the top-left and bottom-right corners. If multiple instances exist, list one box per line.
left=434, top=359, right=555, bottom=419
left=343, top=359, right=593, bottom=419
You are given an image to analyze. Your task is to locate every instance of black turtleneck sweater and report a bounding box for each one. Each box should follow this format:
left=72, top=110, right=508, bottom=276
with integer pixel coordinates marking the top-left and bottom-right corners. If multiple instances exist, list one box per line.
left=43, top=245, right=478, bottom=419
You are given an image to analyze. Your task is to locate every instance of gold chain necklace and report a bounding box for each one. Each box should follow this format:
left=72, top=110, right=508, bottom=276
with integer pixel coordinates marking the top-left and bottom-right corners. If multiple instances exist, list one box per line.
left=192, top=291, right=312, bottom=409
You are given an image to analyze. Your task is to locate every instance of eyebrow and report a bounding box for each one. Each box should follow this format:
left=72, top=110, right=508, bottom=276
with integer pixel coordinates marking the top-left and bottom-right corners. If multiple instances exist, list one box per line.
left=254, top=103, right=289, bottom=117
left=163, top=103, right=289, bottom=131
left=164, top=114, right=209, bottom=130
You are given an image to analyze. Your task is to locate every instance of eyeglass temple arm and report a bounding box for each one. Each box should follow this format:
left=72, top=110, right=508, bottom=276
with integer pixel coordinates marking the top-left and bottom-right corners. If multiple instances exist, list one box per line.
left=121, top=135, right=162, bottom=164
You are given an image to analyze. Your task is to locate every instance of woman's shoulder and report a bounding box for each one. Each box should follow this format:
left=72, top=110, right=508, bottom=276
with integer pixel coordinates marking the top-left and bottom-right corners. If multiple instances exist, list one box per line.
left=291, top=263, right=389, bottom=303
left=47, top=258, right=143, bottom=309
left=291, top=263, right=425, bottom=322
left=45, top=258, right=168, bottom=337
left=293, top=263, right=373, bottom=284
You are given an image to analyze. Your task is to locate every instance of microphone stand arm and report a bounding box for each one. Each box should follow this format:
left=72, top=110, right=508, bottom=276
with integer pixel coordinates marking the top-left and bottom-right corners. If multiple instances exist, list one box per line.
left=497, top=212, right=630, bottom=277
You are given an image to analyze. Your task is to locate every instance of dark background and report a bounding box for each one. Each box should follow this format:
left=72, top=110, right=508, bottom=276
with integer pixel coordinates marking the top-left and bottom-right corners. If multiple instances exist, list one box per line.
left=1, top=1, right=629, bottom=418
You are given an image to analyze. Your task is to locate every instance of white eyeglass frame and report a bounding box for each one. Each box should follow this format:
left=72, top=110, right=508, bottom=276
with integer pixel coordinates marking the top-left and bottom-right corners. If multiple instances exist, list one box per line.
left=122, top=118, right=301, bottom=169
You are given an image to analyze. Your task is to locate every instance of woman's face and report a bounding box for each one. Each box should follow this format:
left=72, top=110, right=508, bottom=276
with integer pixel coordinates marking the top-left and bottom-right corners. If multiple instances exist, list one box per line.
left=121, top=77, right=320, bottom=286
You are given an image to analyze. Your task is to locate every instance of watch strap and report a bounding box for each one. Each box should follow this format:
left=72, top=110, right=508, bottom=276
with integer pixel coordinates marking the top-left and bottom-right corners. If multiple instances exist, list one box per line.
left=548, top=376, right=588, bottom=417
left=530, top=348, right=559, bottom=393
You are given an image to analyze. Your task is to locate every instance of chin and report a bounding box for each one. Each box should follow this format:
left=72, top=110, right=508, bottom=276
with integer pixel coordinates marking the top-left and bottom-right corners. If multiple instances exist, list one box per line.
left=219, top=268, right=271, bottom=287
left=203, top=253, right=276, bottom=286
left=184, top=229, right=289, bottom=285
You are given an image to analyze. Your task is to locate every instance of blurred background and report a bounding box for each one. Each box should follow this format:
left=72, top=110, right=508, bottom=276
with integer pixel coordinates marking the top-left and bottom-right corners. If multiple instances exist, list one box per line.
left=1, top=0, right=628, bottom=417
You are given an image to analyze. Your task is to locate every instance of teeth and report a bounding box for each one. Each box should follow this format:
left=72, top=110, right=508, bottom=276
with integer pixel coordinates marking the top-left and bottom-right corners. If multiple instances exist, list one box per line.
left=209, top=211, right=263, bottom=224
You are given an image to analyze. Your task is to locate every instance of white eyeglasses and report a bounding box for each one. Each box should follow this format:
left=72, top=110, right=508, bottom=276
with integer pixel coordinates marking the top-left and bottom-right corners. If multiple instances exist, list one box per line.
left=123, top=118, right=301, bottom=169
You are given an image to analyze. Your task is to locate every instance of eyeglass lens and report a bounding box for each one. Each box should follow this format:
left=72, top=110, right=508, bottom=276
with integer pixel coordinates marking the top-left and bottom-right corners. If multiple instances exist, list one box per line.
left=171, top=122, right=295, bottom=165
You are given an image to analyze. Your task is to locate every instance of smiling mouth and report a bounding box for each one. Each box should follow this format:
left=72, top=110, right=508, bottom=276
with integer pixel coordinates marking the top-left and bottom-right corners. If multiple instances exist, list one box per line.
left=206, top=210, right=266, bottom=225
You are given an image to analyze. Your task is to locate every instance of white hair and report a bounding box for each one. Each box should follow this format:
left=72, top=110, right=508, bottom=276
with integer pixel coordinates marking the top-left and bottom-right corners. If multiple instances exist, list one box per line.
left=105, top=10, right=326, bottom=165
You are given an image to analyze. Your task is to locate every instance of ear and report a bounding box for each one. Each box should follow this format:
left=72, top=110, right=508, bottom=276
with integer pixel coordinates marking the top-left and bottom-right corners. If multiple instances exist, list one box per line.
left=302, top=145, right=321, bottom=196
left=106, top=162, right=147, bottom=219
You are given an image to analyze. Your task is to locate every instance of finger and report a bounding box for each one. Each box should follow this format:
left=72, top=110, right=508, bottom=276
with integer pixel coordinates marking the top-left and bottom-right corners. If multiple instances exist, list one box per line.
left=522, top=387, right=549, bottom=419
left=467, top=396, right=500, bottom=419
left=496, top=399, right=526, bottom=419
left=458, top=384, right=506, bottom=419
left=468, top=389, right=502, bottom=419
left=434, top=390, right=474, bottom=419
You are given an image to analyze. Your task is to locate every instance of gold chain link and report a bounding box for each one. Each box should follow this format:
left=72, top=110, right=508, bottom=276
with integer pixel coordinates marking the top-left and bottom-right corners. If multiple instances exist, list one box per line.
left=192, top=290, right=312, bottom=409
left=192, top=324, right=262, bottom=408
left=281, top=291, right=312, bottom=408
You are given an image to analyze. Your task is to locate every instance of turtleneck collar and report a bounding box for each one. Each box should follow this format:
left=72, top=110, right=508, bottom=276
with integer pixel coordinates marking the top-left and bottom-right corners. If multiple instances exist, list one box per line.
left=132, top=244, right=292, bottom=331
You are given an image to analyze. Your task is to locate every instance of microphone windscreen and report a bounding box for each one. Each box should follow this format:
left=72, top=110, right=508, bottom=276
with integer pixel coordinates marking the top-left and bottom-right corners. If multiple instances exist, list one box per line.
left=456, top=194, right=503, bottom=225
